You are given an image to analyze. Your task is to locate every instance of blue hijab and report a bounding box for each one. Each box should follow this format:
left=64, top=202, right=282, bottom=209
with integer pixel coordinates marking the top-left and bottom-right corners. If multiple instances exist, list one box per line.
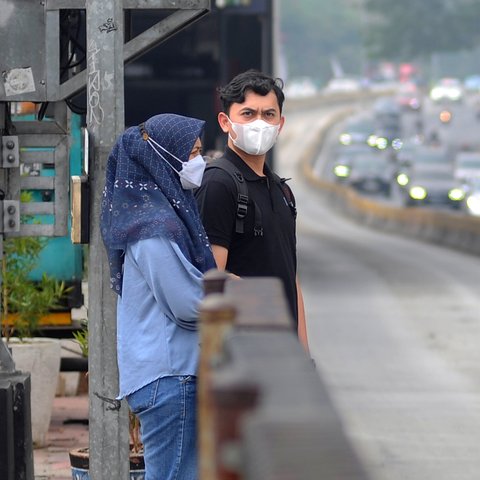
left=100, top=113, right=215, bottom=295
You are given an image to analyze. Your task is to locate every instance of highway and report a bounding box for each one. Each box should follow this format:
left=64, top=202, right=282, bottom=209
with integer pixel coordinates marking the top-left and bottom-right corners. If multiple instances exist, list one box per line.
left=277, top=102, right=480, bottom=480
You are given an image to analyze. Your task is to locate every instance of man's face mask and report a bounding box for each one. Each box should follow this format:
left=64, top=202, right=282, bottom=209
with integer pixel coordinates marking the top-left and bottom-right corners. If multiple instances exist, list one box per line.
left=228, top=117, right=280, bottom=155
left=146, top=136, right=206, bottom=190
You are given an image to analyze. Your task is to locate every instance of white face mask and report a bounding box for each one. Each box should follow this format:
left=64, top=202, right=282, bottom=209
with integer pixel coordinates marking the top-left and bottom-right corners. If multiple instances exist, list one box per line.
left=178, top=154, right=206, bottom=190
left=228, top=117, right=280, bottom=155
left=146, top=137, right=206, bottom=190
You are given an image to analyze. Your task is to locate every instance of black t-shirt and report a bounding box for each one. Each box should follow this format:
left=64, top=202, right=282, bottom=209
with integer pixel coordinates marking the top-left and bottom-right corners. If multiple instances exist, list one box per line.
left=195, top=147, right=298, bottom=327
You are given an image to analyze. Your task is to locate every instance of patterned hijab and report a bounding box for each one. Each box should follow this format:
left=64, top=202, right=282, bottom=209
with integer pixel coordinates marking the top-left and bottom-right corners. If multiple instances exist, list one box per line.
left=100, top=113, right=215, bottom=295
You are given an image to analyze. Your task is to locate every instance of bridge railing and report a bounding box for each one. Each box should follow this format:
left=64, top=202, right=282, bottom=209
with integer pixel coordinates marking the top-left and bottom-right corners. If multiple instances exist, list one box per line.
left=198, top=270, right=369, bottom=480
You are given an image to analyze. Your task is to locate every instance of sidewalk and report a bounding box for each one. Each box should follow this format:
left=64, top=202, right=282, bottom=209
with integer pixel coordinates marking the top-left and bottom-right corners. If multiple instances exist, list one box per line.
left=34, top=394, right=89, bottom=480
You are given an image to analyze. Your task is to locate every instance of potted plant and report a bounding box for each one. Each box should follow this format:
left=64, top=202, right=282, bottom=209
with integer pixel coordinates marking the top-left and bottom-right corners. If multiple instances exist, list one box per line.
left=1, top=233, right=69, bottom=446
left=69, top=324, right=145, bottom=479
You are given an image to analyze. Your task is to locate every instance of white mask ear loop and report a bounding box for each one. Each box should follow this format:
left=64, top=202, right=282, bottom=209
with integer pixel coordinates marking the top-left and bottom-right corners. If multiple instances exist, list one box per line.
left=145, top=138, right=184, bottom=174
left=147, top=137, right=185, bottom=168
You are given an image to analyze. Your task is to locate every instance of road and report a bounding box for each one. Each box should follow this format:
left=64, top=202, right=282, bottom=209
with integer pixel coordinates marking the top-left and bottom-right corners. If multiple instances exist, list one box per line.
left=277, top=103, right=480, bottom=480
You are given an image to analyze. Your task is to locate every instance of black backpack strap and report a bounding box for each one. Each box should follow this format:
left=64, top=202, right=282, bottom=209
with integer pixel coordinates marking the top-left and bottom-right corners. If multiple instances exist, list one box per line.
left=206, top=159, right=256, bottom=234
left=253, top=201, right=263, bottom=237
left=277, top=176, right=297, bottom=219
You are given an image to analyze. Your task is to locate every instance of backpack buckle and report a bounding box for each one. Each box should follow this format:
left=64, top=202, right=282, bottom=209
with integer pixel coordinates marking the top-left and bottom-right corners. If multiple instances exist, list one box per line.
left=237, top=194, right=248, bottom=219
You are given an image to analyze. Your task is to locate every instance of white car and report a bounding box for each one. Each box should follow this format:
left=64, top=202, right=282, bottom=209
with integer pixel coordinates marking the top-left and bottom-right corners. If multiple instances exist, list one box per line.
left=324, top=77, right=363, bottom=93
left=430, top=78, right=464, bottom=102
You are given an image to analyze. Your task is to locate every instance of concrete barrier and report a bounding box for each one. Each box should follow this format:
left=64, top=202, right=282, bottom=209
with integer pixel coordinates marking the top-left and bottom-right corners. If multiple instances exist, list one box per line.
left=198, top=272, right=369, bottom=480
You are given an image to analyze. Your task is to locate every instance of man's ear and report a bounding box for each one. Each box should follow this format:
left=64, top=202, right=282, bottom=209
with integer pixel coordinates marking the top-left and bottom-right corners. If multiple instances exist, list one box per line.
left=278, top=115, right=286, bottom=133
left=218, top=112, right=230, bottom=133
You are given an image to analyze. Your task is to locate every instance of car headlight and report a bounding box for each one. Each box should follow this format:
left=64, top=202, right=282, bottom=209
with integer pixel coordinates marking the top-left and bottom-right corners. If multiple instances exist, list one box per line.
left=396, top=173, right=409, bottom=186
left=392, top=138, right=403, bottom=150
left=339, top=133, right=352, bottom=146
left=367, top=135, right=377, bottom=147
left=448, top=188, right=465, bottom=201
left=376, top=137, right=388, bottom=150
left=430, top=88, right=442, bottom=101
left=333, top=164, right=350, bottom=177
left=448, top=89, right=461, bottom=100
left=466, top=195, right=480, bottom=215
left=409, top=186, right=427, bottom=200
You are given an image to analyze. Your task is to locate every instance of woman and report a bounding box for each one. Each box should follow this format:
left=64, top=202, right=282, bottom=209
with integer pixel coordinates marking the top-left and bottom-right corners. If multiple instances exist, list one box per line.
left=100, top=113, right=216, bottom=480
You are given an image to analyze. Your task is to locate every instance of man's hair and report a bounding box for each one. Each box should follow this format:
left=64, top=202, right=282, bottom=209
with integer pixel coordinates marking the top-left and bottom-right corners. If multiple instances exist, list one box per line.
left=218, top=69, right=285, bottom=114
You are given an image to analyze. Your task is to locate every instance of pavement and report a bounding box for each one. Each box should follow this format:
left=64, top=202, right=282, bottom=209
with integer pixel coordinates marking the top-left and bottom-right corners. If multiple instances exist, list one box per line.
left=34, top=393, right=89, bottom=480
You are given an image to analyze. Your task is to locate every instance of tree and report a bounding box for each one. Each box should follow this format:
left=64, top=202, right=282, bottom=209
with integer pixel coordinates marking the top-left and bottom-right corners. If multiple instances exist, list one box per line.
left=279, top=0, right=365, bottom=85
left=364, top=0, right=480, bottom=60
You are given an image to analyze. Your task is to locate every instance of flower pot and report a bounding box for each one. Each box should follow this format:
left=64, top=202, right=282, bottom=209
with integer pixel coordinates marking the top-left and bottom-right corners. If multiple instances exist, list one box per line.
left=69, top=447, right=145, bottom=479
left=3, top=337, right=61, bottom=447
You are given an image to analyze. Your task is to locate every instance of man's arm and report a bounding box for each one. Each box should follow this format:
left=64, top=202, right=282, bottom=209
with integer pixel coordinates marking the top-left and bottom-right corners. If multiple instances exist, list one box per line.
left=211, top=244, right=229, bottom=270
left=211, top=244, right=242, bottom=280
left=296, top=278, right=309, bottom=353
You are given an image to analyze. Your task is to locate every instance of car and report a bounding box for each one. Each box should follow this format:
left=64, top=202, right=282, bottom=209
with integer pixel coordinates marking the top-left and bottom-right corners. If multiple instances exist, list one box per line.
left=324, top=76, right=363, bottom=93
left=395, top=145, right=452, bottom=188
left=410, top=145, right=452, bottom=168
left=393, top=137, right=424, bottom=187
left=343, top=150, right=394, bottom=196
left=403, top=164, right=464, bottom=208
left=332, top=144, right=375, bottom=180
left=429, top=78, right=464, bottom=103
left=453, top=151, right=480, bottom=182
left=372, top=97, right=403, bottom=149
left=338, top=116, right=376, bottom=147
left=463, top=178, right=480, bottom=215
left=395, top=82, right=422, bottom=111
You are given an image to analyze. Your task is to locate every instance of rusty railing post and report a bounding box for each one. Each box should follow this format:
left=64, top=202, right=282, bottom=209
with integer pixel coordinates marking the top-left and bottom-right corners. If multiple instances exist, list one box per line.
left=203, top=268, right=230, bottom=295
left=211, top=371, right=259, bottom=479
left=198, top=291, right=236, bottom=480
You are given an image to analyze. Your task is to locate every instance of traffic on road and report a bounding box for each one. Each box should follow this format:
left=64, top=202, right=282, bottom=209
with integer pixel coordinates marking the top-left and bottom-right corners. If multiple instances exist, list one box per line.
left=322, top=83, right=480, bottom=216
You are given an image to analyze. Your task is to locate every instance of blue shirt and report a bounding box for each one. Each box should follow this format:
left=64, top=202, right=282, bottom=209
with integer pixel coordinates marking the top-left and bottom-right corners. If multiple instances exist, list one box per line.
left=116, top=236, right=204, bottom=398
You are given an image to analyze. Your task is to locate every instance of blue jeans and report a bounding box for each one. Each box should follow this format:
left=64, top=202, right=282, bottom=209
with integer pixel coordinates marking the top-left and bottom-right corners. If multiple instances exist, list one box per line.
left=126, top=376, right=197, bottom=480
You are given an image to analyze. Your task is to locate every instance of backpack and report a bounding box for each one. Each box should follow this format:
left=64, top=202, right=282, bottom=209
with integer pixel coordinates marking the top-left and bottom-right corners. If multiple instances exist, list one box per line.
left=205, top=158, right=297, bottom=237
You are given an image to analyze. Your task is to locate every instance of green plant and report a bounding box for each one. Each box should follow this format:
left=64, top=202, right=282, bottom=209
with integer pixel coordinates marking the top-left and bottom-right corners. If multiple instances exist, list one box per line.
left=1, top=235, right=69, bottom=342
left=72, top=321, right=89, bottom=357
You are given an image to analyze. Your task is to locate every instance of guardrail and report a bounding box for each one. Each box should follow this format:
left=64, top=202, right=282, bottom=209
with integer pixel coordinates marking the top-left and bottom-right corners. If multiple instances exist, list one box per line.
left=198, top=270, right=369, bottom=480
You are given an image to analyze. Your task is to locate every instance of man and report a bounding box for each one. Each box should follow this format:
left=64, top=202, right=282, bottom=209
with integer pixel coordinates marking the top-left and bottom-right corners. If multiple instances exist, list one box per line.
left=195, top=69, right=308, bottom=350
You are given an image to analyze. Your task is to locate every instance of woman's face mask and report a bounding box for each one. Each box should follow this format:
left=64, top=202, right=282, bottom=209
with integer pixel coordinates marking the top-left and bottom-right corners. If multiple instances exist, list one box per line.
left=178, top=154, right=206, bottom=190
left=146, top=136, right=206, bottom=190
left=228, top=117, right=280, bottom=156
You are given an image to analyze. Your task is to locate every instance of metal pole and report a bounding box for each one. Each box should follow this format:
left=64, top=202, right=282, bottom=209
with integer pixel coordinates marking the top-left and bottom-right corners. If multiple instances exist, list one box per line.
left=86, top=2, right=129, bottom=479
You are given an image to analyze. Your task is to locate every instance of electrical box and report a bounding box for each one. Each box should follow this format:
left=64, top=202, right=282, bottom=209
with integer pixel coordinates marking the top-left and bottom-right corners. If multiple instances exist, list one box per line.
left=0, top=1, right=47, bottom=102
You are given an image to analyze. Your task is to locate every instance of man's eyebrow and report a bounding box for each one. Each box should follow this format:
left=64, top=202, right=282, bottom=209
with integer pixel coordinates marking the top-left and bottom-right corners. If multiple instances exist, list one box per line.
left=239, top=107, right=277, bottom=113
